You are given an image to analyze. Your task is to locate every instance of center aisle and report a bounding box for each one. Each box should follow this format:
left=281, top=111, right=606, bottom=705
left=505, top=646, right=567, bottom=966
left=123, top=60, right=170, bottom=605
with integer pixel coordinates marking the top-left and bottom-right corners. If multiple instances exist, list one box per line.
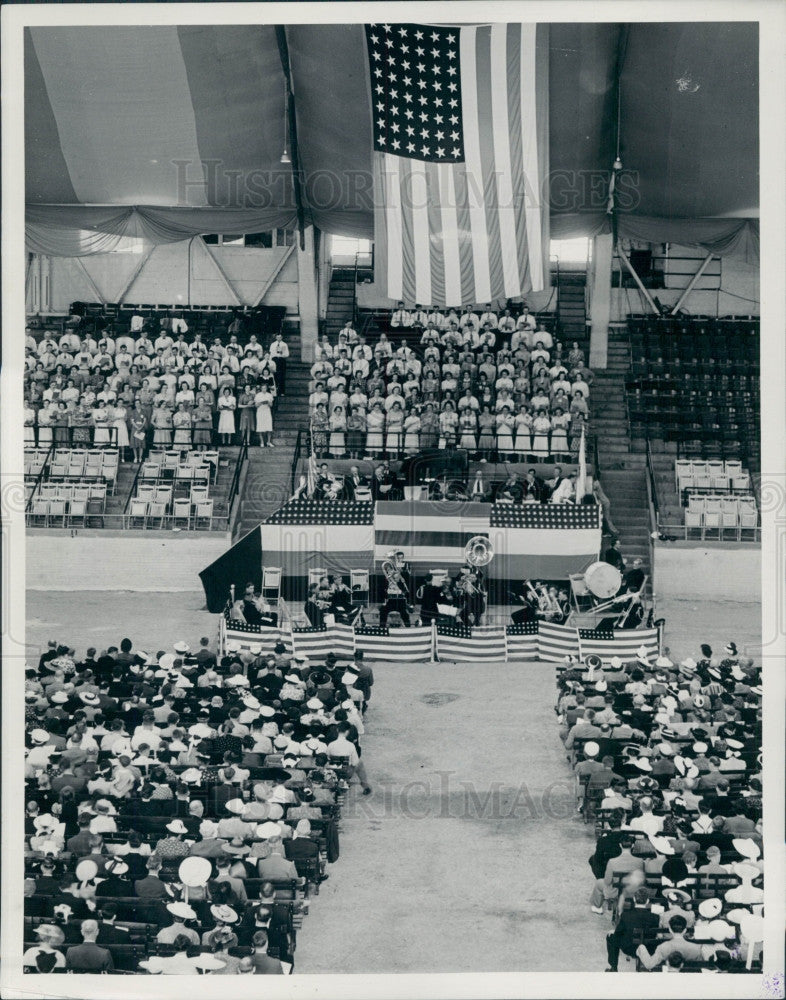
left=296, top=659, right=607, bottom=973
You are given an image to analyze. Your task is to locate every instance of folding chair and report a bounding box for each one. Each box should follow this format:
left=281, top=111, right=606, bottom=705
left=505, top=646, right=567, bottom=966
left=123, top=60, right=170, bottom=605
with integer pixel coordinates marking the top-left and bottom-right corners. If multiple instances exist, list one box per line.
left=30, top=499, right=50, bottom=527
left=190, top=485, right=210, bottom=505
left=146, top=501, right=167, bottom=528
left=262, top=567, right=282, bottom=604
left=350, top=569, right=370, bottom=608
left=720, top=498, right=740, bottom=541
left=684, top=500, right=704, bottom=540
left=674, top=459, right=693, bottom=490
left=128, top=498, right=149, bottom=528
left=172, top=497, right=192, bottom=529
left=724, top=459, right=743, bottom=479
left=193, top=499, right=214, bottom=529
left=67, top=498, right=87, bottom=527
left=703, top=498, right=722, bottom=539
left=308, top=567, right=327, bottom=588
left=48, top=498, right=67, bottom=526
left=137, top=485, right=156, bottom=503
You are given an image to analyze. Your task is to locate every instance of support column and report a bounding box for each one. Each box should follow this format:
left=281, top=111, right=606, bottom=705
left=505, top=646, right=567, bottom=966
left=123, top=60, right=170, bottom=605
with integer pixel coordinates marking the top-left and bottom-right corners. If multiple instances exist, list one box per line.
left=589, top=232, right=613, bottom=370
left=297, top=224, right=319, bottom=361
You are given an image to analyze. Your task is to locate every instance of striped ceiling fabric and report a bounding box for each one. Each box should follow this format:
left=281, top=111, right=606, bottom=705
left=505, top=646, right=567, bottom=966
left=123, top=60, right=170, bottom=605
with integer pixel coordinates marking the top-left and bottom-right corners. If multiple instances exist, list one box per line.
left=24, top=22, right=758, bottom=256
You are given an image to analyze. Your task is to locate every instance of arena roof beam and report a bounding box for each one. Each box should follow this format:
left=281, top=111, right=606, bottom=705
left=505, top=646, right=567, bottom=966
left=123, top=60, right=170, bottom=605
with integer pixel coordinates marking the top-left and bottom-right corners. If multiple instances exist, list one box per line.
left=75, top=256, right=106, bottom=305
left=116, top=247, right=154, bottom=305
left=616, top=243, right=659, bottom=315
left=669, top=251, right=715, bottom=315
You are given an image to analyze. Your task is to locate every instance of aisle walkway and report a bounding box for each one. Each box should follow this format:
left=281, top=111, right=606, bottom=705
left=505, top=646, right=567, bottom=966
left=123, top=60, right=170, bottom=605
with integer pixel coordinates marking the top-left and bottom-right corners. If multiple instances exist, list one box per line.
left=296, top=659, right=607, bottom=973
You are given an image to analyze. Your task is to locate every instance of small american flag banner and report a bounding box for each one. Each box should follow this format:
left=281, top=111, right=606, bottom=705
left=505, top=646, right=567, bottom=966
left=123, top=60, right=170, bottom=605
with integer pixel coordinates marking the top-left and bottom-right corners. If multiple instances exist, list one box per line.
left=505, top=622, right=539, bottom=661
left=223, top=621, right=293, bottom=655
left=577, top=627, right=659, bottom=665
left=291, top=624, right=357, bottom=659
left=536, top=621, right=582, bottom=662
left=355, top=624, right=434, bottom=662
left=366, top=22, right=545, bottom=306
left=435, top=623, right=508, bottom=662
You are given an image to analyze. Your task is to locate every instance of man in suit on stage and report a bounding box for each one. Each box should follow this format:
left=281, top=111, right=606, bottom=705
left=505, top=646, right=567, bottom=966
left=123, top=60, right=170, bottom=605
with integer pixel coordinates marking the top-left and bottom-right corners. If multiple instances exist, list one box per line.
left=343, top=466, right=368, bottom=500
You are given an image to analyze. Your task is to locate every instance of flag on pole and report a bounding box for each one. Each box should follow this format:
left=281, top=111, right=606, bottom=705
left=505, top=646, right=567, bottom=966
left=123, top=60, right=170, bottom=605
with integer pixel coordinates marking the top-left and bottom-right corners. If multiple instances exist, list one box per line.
left=576, top=425, right=588, bottom=500
left=366, top=22, right=546, bottom=306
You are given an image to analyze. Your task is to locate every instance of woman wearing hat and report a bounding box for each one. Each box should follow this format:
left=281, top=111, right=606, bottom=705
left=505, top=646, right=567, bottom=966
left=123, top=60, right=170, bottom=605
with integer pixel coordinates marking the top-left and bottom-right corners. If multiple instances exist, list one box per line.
left=23, top=924, right=67, bottom=972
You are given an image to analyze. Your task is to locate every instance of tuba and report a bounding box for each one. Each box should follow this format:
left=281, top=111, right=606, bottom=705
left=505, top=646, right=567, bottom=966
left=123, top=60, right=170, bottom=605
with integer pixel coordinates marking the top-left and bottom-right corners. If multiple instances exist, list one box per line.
left=464, top=535, right=494, bottom=567
left=382, top=551, right=409, bottom=595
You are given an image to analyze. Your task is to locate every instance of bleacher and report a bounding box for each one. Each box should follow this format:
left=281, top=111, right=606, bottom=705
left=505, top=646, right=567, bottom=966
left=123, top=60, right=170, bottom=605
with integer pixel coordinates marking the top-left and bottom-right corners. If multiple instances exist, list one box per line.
left=625, top=315, right=760, bottom=469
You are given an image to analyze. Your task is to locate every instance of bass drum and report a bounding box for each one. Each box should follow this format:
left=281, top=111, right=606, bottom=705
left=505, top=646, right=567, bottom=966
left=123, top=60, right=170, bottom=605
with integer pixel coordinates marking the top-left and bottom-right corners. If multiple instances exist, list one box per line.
left=584, top=561, right=622, bottom=599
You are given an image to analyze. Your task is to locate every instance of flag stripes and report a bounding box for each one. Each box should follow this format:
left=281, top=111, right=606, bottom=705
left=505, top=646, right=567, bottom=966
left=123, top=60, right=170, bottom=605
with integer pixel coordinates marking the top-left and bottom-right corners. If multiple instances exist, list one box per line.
left=355, top=625, right=434, bottom=662
left=577, top=627, right=659, bottom=664
left=368, top=22, right=543, bottom=305
left=291, top=624, right=356, bottom=659
left=222, top=619, right=659, bottom=665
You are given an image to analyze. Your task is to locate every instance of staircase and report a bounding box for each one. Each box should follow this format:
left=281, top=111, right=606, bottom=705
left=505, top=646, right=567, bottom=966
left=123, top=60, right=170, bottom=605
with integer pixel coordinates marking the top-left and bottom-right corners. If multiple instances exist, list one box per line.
left=556, top=269, right=588, bottom=354
left=324, top=267, right=356, bottom=339
left=234, top=347, right=312, bottom=537
left=591, top=327, right=652, bottom=584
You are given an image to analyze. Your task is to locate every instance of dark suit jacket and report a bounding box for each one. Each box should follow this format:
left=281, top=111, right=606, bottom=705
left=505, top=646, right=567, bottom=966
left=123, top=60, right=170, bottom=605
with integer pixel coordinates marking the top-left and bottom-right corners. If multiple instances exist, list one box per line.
left=610, top=906, right=660, bottom=955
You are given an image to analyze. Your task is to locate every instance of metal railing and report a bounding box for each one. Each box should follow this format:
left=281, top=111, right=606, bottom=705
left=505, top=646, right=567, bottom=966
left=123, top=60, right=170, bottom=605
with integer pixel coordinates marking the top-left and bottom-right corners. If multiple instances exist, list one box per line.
left=24, top=441, right=55, bottom=512
left=290, top=428, right=305, bottom=496
left=226, top=438, right=249, bottom=524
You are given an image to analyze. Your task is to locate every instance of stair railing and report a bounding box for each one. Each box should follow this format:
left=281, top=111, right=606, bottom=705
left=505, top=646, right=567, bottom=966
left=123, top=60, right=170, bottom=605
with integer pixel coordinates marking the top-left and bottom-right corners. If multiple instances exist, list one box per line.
left=227, top=438, right=249, bottom=523
left=290, top=428, right=304, bottom=496
left=644, top=438, right=661, bottom=532
left=352, top=251, right=360, bottom=326
left=25, top=440, right=55, bottom=513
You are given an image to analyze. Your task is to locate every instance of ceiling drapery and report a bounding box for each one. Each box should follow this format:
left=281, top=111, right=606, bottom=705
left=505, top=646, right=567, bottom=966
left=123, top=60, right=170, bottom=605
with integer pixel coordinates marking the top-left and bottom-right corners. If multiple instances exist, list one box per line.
left=25, top=22, right=758, bottom=258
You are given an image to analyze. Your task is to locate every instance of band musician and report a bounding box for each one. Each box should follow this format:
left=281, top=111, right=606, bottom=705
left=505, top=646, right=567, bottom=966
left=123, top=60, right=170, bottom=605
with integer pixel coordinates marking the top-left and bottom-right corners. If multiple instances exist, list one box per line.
left=454, top=566, right=486, bottom=627
left=416, top=573, right=442, bottom=626
left=596, top=585, right=645, bottom=631
left=304, top=582, right=330, bottom=628
left=329, top=576, right=362, bottom=626
left=380, top=550, right=412, bottom=627
left=511, top=580, right=566, bottom=625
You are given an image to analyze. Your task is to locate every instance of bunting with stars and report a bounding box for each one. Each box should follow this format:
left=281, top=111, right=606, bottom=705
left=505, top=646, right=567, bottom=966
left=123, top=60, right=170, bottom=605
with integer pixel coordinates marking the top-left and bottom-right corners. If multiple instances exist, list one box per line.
left=365, top=22, right=546, bottom=307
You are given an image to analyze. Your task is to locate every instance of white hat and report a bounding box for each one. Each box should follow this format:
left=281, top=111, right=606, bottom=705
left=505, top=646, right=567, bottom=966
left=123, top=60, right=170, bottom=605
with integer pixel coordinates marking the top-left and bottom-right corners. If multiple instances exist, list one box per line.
left=225, top=799, right=246, bottom=815
left=174, top=641, right=190, bottom=654
left=259, top=704, right=276, bottom=717
left=30, top=729, right=50, bottom=745
left=210, top=904, right=239, bottom=924
left=634, top=758, right=652, bottom=772
left=79, top=691, right=100, bottom=705
left=306, top=697, right=323, bottom=710
left=655, top=655, right=674, bottom=668
left=698, top=898, right=723, bottom=919
left=242, top=695, right=261, bottom=710
left=284, top=673, right=301, bottom=683
left=181, top=768, right=202, bottom=785
left=158, top=653, right=176, bottom=671
left=648, top=835, right=675, bottom=856
left=165, top=819, right=188, bottom=835
left=706, top=919, right=735, bottom=942
left=256, top=821, right=281, bottom=839
left=166, top=901, right=196, bottom=920
left=594, top=680, right=608, bottom=692
left=341, top=671, right=358, bottom=686
left=199, top=820, right=219, bottom=838
left=609, top=656, right=622, bottom=668
left=75, top=859, right=98, bottom=882
left=104, top=858, right=129, bottom=875
left=732, top=838, right=761, bottom=860
left=50, top=691, right=69, bottom=704
left=583, top=741, right=600, bottom=759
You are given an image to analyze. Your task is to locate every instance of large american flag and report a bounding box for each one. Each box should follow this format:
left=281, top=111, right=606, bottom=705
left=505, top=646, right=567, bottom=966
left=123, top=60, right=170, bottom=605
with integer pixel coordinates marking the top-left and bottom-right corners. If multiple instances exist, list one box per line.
left=366, top=22, right=545, bottom=306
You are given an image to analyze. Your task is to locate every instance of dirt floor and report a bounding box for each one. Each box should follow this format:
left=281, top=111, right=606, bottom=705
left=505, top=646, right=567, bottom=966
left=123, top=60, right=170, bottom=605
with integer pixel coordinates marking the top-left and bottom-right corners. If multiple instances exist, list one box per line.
left=23, top=589, right=761, bottom=973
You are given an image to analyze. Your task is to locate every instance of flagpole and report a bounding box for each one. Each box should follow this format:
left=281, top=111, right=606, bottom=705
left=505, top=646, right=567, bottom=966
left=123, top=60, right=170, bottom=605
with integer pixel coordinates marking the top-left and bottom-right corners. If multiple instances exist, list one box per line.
left=576, top=425, right=587, bottom=500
